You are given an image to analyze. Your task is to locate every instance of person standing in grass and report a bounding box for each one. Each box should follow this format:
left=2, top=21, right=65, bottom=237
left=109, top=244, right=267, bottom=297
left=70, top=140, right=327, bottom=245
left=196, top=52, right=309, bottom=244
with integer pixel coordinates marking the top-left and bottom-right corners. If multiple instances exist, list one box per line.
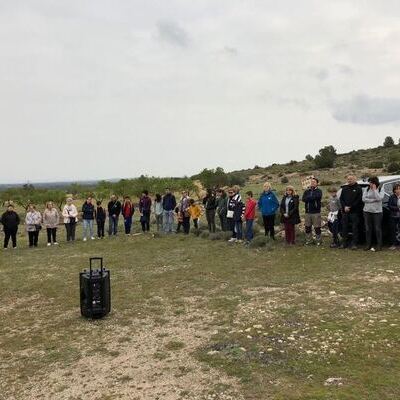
left=179, top=191, right=191, bottom=234
left=339, top=174, right=363, bottom=250
left=82, top=197, right=95, bottom=241
left=203, top=189, right=217, bottom=233
left=227, top=187, right=245, bottom=243
left=121, top=196, right=134, bottom=235
left=302, top=177, right=323, bottom=245
left=42, top=201, right=59, bottom=246
left=1, top=204, right=20, bottom=249
left=162, top=188, right=177, bottom=233
left=107, top=195, right=121, bottom=236
left=327, top=187, right=341, bottom=248
left=280, top=186, right=300, bottom=245
left=153, top=194, right=163, bottom=231
left=139, top=190, right=152, bottom=232
left=388, top=183, right=400, bottom=250
left=216, top=189, right=228, bottom=231
left=188, top=198, right=202, bottom=229
left=25, top=204, right=42, bottom=248
left=362, top=176, right=384, bottom=252
left=95, top=200, right=106, bottom=239
left=258, top=182, right=279, bottom=239
left=62, top=198, right=78, bottom=242
left=244, top=191, right=257, bottom=243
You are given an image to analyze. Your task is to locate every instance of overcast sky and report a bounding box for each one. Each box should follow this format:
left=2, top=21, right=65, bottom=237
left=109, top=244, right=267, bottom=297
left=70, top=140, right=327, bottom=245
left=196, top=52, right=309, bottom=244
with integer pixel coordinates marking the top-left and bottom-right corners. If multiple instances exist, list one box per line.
left=1, top=0, right=400, bottom=183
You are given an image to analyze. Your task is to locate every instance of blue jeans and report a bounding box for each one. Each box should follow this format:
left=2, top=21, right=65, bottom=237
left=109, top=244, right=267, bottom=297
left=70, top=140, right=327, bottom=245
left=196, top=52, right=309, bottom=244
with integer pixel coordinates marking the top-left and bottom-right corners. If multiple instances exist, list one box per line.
left=163, top=210, right=175, bottom=233
left=108, top=215, right=119, bottom=235
left=235, top=220, right=243, bottom=240
left=124, top=216, right=132, bottom=234
left=245, top=219, right=254, bottom=242
left=83, top=219, right=94, bottom=239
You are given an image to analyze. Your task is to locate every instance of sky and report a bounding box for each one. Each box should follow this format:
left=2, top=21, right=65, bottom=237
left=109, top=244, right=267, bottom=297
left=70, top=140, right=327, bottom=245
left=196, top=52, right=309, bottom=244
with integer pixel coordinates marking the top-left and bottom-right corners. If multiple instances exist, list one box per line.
left=1, top=0, right=400, bottom=183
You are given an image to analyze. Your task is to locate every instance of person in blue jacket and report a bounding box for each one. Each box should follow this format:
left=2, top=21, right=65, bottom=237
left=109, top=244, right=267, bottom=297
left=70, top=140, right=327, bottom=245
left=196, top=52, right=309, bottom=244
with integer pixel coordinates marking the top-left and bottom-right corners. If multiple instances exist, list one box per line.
left=257, top=182, right=279, bottom=239
left=302, top=177, right=323, bottom=245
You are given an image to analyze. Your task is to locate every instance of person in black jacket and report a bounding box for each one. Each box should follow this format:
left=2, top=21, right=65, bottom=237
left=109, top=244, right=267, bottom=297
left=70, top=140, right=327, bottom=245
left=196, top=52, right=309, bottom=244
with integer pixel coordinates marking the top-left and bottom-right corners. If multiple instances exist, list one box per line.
left=227, top=188, right=245, bottom=242
left=280, top=186, right=301, bottom=245
left=339, top=175, right=363, bottom=249
left=302, top=177, right=323, bottom=245
left=108, top=195, right=122, bottom=236
left=162, top=188, right=177, bottom=233
left=95, top=200, right=106, bottom=239
left=388, top=183, right=400, bottom=249
left=82, top=197, right=95, bottom=241
left=1, top=204, right=20, bottom=249
left=203, top=189, right=217, bottom=233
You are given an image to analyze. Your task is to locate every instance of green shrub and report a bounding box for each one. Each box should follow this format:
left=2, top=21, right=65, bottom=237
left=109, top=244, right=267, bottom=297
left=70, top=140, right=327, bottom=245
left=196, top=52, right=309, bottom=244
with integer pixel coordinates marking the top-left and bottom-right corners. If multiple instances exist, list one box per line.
left=200, top=231, right=210, bottom=239
left=209, top=232, right=223, bottom=241
left=314, top=145, right=337, bottom=169
left=368, top=161, right=384, bottom=169
left=248, top=235, right=268, bottom=248
left=384, top=136, right=395, bottom=147
left=387, top=162, right=400, bottom=173
left=319, top=180, right=334, bottom=186
left=281, top=176, right=289, bottom=184
left=388, top=151, right=400, bottom=163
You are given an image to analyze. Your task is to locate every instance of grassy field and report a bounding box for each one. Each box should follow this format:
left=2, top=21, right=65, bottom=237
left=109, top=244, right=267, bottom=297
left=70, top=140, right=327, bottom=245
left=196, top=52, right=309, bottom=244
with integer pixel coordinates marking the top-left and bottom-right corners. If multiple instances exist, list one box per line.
left=1, top=221, right=400, bottom=400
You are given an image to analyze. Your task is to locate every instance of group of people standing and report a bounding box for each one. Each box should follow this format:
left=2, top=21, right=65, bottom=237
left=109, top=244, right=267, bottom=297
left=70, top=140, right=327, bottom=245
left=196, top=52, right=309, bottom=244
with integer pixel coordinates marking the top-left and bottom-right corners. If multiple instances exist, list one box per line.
left=1, top=175, right=400, bottom=250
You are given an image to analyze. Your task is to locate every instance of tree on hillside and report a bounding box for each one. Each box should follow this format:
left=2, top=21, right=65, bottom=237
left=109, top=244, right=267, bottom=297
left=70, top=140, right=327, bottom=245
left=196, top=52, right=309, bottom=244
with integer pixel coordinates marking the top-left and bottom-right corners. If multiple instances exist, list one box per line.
left=314, top=145, right=337, bottom=169
left=305, top=154, right=314, bottom=161
left=384, top=136, right=395, bottom=147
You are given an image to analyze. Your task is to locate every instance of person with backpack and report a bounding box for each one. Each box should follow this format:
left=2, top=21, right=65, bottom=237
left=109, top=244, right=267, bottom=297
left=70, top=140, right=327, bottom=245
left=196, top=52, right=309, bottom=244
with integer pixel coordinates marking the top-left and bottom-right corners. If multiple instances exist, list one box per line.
left=258, top=182, right=279, bottom=239
left=82, top=197, right=95, bottom=241
left=107, top=195, right=122, bottom=236
left=203, top=189, right=217, bottom=233
left=302, top=177, right=323, bottom=245
left=362, top=176, right=384, bottom=252
left=1, top=204, right=20, bottom=249
left=62, top=198, right=78, bottom=242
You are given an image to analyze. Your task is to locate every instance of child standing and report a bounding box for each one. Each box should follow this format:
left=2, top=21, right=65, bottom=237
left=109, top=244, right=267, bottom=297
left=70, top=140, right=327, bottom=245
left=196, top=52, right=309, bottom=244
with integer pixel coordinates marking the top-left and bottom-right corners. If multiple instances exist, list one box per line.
left=244, top=191, right=257, bottom=243
left=188, top=199, right=202, bottom=229
left=96, top=200, right=106, bottom=239
left=327, top=187, right=341, bottom=248
left=175, top=207, right=183, bottom=233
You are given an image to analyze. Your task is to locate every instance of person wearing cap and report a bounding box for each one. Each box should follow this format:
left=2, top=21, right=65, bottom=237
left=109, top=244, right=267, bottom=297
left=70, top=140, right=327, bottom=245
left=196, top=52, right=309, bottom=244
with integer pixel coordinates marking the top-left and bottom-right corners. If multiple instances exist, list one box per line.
left=1, top=204, right=20, bottom=249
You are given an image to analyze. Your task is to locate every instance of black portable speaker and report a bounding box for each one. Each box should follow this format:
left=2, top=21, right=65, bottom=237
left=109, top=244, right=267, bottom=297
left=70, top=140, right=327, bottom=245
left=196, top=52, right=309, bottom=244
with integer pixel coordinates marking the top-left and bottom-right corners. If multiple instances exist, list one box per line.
left=80, top=257, right=111, bottom=319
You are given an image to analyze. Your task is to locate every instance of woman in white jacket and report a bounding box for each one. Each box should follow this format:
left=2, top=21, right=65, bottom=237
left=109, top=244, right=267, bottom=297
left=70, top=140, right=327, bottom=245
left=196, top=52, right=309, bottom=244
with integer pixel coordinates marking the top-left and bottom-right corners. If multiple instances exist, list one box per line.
left=25, top=204, right=42, bottom=248
left=43, top=201, right=60, bottom=246
left=362, top=176, right=385, bottom=252
left=62, top=198, right=78, bottom=242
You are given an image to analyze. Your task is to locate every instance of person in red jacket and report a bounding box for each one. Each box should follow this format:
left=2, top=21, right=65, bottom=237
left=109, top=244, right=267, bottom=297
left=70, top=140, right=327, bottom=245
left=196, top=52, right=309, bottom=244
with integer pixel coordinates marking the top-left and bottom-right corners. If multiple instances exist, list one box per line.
left=121, top=196, right=135, bottom=235
left=244, top=191, right=257, bottom=243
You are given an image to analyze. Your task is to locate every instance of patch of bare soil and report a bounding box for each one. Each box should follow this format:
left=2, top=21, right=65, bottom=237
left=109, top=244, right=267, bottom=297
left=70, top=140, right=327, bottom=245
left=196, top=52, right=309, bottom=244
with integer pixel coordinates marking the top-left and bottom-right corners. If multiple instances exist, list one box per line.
left=14, top=299, right=245, bottom=400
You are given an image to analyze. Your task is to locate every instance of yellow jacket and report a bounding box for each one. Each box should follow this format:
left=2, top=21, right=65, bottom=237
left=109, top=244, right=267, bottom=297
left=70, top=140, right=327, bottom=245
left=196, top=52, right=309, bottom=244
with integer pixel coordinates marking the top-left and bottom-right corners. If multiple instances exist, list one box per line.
left=188, top=204, right=201, bottom=219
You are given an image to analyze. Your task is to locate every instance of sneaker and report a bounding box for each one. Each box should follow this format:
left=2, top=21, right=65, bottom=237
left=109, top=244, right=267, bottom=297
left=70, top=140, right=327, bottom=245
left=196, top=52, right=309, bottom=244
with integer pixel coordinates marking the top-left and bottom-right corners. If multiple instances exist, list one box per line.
left=83, top=238, right=87, bottom=242
left=91, top=237, right=95, bottom=240
left=370, top=247, right=376, bottom=252
left=12, top=246, right=17, bottom=250
left=3, top=247, right=8, bottom=250
left=389, top=245, right=397, bottom=251
left=236, top=239, right=243, bottom=244
left=351, top=245, right=358, bottom=250
left=228, top=238, right=237, bottom=243
left=47, top=243, right=51, bottom=247
left=53, top=242, right=58, bottom=245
